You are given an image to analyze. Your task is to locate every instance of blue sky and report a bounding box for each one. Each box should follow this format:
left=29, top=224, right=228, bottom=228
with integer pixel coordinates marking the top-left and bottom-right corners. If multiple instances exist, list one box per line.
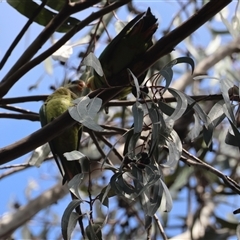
left=0, top=1, right=239, bottom=239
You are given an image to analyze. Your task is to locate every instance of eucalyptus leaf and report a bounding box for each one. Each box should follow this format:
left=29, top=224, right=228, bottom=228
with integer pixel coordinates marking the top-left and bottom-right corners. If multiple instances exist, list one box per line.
left=128, top=132, right=141, bottom=159
left=166, top=88, right=188, bottom=122
left=187, top=113, right=202, bottom=140
left=7, top=0, right=80, bottom=33
left=128, top=69, right=141, bottom=99
left=158, top=101, right=175, bottom=117
left=207, top=100, right=226, bottom=127
left=28, top=143, right=50, bottom=167
left=162, top=130, right=182, bottom=168
left=225, top=117, right=240, bottom=147
left=83, top=52, right=104, bottom=77
left=220, top=78, right=235, bottom=123
left=159, top=66, right=173, bottom=92
left=160, top=178, right=173, bottom=212
left=68, top=96, right=103, bottom=131
left=61, top=199, right=82, bottom=240
left=67, top=173, right=84, bottom=199
left=64, top=150, right=85, bottom=161
left=132, top=102, right=144, bottom=133
left=185, top=95, right=210, bottom=127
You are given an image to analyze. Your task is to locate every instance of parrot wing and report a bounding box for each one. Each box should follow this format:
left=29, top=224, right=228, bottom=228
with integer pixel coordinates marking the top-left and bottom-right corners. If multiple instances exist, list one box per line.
left=39, top=87, right=83, bottom=184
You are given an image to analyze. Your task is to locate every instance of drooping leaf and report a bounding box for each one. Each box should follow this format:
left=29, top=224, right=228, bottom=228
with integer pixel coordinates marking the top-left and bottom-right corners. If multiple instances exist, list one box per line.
left=159, top=66, right=173, bottom=92
left=132, top=102, right=144, bottom=133
left=86, top=223, right=102, bottom=240
left=225, top=117, right=240, bottom=147
left=158, top=101, right=175, bottom=117
left=61, top=199, right=82, bottom=240
left=162, top=130, right=182, bottom=168
left=127, top=132, right=141, bottom=159
left=69, top=96, right=103, bottom=131
left=110, top=172, right=136, bottom=200
left=123, top=128, right=134, bottom=157
left=187, top=113, right=202, bottom=140
left=185, top=95, right=211, bottom=127
left=83, top=52, right=104, bottom=77
left=166, top=88, right=188, bottom=122
left=220, top=78, right=235, bottom=123
left=128, top=69, right=141, bottom=99
left=28, top=143, right=50, bottom=167
left=67, top=173, right=84, bottom=199
left=207, top=100, right=226, bottom=127
left=160, top=178, right=173, bottom=212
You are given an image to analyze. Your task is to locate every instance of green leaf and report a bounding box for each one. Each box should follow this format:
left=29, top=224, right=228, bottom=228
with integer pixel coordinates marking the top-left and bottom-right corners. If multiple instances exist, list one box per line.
left=67, top=173, right=84, bottom=199
left=160, top=178, right=173, bottom=212
left=61, top=199, right=82, bottom=240
left=225, top=117, right=240, bottom=147
left=159, top=66, right=173, bottom=92
left=128, top=69, right=141, bottom=99
left=188, top=113, right=202, bottom=140
left=69, top=96, right=103, bottom=131
left=166, top=88, right=188, bottom=122
left=7, top=0, right=80, bottom=33
left=162, top=130, right=182, bottom=168
left=207, top=100, right=226, bottom=127
left=220, top=78, right=235, bottom=123
left=28, top=143, right=50, bottom=167
left=86, top=223, right=102, bottom=240
left=132, top=102, right=144, bottom=133
left=64, top=150, right=86, bottom=161
left=83, top=52, right=104, bottom=77
left=128, top=132, right=141, bottom=159
left=158, top=101, right=175, bottom=117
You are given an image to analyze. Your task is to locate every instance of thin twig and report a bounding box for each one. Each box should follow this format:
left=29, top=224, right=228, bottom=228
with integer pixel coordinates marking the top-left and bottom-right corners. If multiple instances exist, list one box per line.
left=0, top=0, right=48, bottom=69
left=0, top=105, right=38, bottom=115
left=181, top=149, right=240, bottom=194
left=0, top=0, right=130, bottom=98
left=0, top=113, right=39, bottom=121
left=154, top=214, right=168, bottom=240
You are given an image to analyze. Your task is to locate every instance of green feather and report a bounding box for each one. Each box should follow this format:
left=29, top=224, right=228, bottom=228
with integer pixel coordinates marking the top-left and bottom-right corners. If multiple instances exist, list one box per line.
left=87, top=7, right=158, bottom=99
left=39, top=81, right=84, bottom=183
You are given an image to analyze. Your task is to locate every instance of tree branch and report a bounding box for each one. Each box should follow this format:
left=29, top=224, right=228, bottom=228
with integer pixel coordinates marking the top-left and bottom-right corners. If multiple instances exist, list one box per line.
left=0, top=182, right=68, bottom=239
left=0, top=0, right=130, bottom=98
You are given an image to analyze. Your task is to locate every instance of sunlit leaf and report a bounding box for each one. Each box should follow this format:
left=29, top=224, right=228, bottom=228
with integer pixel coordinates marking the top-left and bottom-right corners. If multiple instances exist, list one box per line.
left=83, top=52, right=104, bottom=77
left=162, top=130, right=182, bottom=168
left=160, top=179, right=173, bottom=212
left=64, top=150, right=85, bottom=161
left=67, top=173, right=84, bottom=199
left=68, top=96, right=103, bottom=131
left=188, top=113, right=202, bottom=140
left=28, top=143, right=50, bottom=167
left=128, top=69, right=141, bottom=99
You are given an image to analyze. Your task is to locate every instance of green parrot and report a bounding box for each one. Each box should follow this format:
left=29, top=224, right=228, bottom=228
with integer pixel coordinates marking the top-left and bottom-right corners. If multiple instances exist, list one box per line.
left=39, top=80, right=85, bottom=183
left=87, top=7, right=158, bottom=98
left=40, top=80, right=86, bottom=236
